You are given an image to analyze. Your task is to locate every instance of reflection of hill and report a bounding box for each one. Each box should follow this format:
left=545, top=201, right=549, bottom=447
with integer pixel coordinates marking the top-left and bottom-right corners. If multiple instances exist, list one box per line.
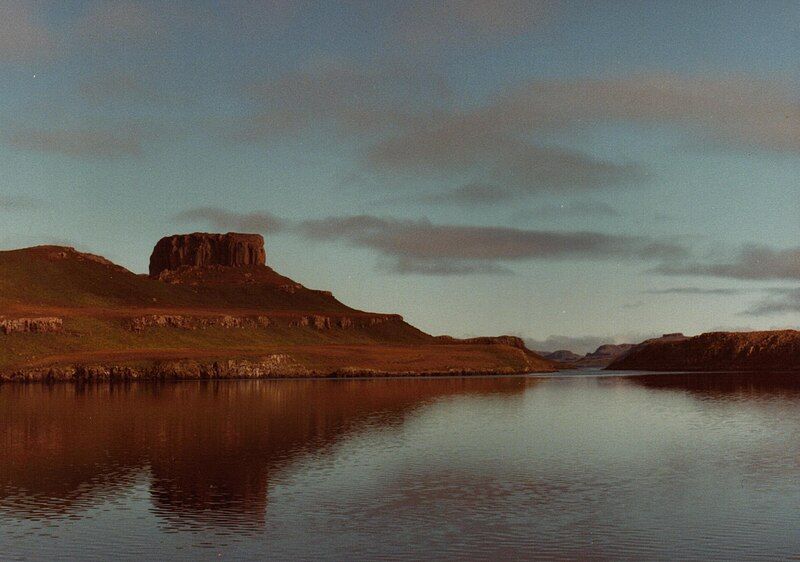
left=0, top=378, right=535, bottom=529
left=626, top=372, right=800, bottom=398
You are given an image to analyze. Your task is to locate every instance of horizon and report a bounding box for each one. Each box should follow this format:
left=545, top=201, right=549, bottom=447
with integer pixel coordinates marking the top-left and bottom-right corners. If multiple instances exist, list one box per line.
left=1, top=0, right=798, bottom=354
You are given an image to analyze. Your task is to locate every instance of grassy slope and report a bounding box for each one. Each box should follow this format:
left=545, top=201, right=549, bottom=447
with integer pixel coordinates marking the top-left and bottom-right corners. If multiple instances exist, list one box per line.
left=0, top=246, right=354, bottom=312
left=0, top=246, right=556, bottom=374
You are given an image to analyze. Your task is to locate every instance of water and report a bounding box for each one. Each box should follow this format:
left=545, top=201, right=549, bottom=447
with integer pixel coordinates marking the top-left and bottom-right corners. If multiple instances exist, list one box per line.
left=1, top=372, right=799, bottom=560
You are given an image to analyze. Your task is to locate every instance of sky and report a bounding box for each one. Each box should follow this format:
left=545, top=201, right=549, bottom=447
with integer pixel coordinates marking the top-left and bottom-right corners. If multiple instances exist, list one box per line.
left=0, top=0, right=798, bottom=353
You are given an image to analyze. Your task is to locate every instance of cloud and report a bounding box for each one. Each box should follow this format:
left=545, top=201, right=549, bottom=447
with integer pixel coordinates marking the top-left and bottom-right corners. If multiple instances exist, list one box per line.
left=395, top=0, right=554, bottom=47
left=523, top=335, right=616, bottom=355
left=366, top=125, right=643, bottom=194
left=392, top=258, right=512, bottom=276
left=237, top=59, right=449, bottom=139
left=0, top=195, right=42, bottom=211
left=75, top=1, right=166, bottom=44
left=173, top=207, right=284, bottom=233
left=495, top=74, right=800, bottom=153
left=419, top=183, right=513, bottom=205
left=654, top=245, right=800, bottom=281
left=644, top=287, right=750, bottom=296
left=300, top=214, right=687, bottom=275
left=0, top=1, right=53, bottom=61
left=79, top=73, right=163, bottom=105
left=526, top=201, right=621, bottom=218
left=744, top=288, right=800, bottom=316
left=8, top=128, right=144, bottom=158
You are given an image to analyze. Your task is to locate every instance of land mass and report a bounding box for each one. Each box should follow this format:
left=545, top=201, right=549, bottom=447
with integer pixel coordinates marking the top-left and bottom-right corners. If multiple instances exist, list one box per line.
left=0, top=233, right=558, bottom=381
left=607, top=331, right=800, bottom=371
left=540, top=343, right=635, bottom=368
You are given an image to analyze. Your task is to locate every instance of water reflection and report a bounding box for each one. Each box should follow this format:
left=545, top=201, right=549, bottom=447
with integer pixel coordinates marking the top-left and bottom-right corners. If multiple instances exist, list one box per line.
left=0, top=377, right=534, bottom=529
left=627, top=371, right=800, bottom=397
left=2, top=374, right=800, bottom=560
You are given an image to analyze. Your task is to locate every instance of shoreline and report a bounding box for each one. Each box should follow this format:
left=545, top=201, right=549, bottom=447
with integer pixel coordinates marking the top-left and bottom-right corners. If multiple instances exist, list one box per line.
left=0, top=358, right=557, bottom=383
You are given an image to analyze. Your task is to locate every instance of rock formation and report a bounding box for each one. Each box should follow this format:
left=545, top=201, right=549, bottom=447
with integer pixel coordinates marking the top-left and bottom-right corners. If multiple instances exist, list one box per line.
left=541, top=350, right=583, bottom=363
left=578, top=344, right=636, bottom=368
left=149, top=233, right=266, bottom=278
left=0, top=317, right=63, bottom=335
left=607, top=331, right=800, bottom=371
left=128, top=314, right=401, bottom=332
left=537, top=344, right=635, bottom=367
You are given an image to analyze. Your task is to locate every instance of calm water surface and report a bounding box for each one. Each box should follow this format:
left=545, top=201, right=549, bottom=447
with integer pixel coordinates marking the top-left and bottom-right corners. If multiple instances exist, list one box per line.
left=1, top=372, right=799, bottom=560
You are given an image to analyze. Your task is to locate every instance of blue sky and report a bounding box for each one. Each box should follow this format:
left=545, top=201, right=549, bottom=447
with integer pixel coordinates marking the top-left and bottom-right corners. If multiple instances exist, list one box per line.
left=1, top=0, right=798, bottom=352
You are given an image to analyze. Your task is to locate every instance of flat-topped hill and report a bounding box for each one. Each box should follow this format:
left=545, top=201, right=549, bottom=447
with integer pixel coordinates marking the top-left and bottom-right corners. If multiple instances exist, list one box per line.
left=0, top=236, right=557, bottom=380
left=149, top=232, right=267, bottom=277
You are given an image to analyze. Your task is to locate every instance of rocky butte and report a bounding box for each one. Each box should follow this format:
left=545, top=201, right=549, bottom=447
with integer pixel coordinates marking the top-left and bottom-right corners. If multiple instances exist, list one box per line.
left=149, top=232, right=267, bottom=278
left=0, top=234, right=558, bottom=381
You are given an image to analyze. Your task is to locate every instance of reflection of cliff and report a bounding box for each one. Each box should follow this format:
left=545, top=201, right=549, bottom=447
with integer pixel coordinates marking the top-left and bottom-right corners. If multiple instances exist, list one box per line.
left=627, top=371, right=800, bottom=398
left=0, top=378, right=534, bottom=529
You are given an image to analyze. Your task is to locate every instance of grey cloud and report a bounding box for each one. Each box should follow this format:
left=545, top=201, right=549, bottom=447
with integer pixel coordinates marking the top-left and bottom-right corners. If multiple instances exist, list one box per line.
left=0, top=1, right=52, bottom=61
left=526, top=201, right=621, bottom=218
left=396, top=0, right=554, bottom=46
left=496, top=75, right=800, bottom=152
left=8, top=128, right=144, bottom=158
left=300, top=214, right=687, bottom=275
left=233, top=66, right=797, bottom=209
left=744, top=288, right=800, bottom=316
left=174, top=207, right=284, bottom=233
left=75, top=1, right=167, bottom=44
left=392, top=258, right=513, bottom=276
left=366, top=125, right=643, bottom=194
left=0, top=195, right=43, bottom=211
left=238, top=60, right=449, bottom=139
left=523, top=335, right=617, bottom=355
left=419, top=183, right=512, bottom=205
left=79, top=73, right=165, bottom=105
left=644, top=287, right=750, bottom=296
left=654, top=245, right=800, bottom=281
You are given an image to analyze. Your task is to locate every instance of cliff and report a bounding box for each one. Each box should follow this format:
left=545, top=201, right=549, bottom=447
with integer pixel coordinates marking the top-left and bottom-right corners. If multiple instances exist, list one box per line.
left=607, top=331, right=800, bottom=372
left=149, top=233, right=266, bottom=278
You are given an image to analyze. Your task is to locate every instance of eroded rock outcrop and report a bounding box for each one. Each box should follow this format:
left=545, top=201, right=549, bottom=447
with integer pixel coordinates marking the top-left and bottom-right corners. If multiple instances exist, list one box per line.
left=128, top=314, right=402, bottom=332
left=129, top=315, right=272, bottom=332
left=149, top=233, right=266, bottom=278
left=0, top=317, right=63, bottom=335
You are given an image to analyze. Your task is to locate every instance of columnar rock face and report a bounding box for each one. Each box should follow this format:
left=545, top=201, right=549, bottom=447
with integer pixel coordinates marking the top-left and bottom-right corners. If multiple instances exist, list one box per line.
left=149, top=233, right=266, bottom=277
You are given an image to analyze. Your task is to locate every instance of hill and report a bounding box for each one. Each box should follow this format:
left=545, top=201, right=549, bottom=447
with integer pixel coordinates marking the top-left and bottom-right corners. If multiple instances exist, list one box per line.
left=539, top=344, right=635, bottom=368
left=0, top=234, right=557, bottom=380
left=607, top=331, right=800, bottom=371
